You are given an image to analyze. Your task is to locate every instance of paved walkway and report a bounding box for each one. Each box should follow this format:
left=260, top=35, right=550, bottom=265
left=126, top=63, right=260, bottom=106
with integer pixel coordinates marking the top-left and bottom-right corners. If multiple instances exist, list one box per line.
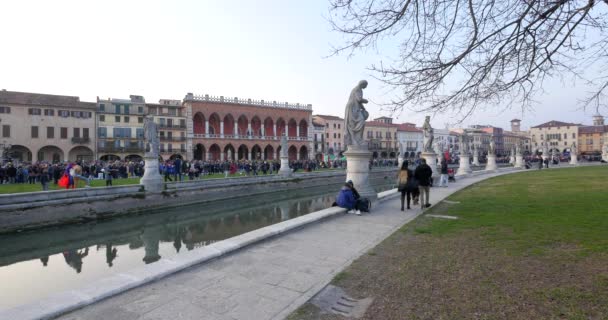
left=57, top=170, right=517, bottom=320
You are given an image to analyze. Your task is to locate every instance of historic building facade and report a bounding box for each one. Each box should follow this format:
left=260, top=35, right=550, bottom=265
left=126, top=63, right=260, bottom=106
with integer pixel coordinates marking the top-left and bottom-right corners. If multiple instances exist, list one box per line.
left=0, top=90, right=96, bottom=162
left=578, top=114, right=606, bottom=155
left=396, top=123, right=423, bottom=157
left=529, top=120, right=580, bottom=154
left=183, top=93, right=313, bottom=161
left=364, top=117, right=399, bottom=158
left=96, top=95, right=147, bottom=161
left=312, top=114, right=345, bottom=156
left=311, top=119, right=326, bottom=160
left=146, top=99, right=187, bottom=160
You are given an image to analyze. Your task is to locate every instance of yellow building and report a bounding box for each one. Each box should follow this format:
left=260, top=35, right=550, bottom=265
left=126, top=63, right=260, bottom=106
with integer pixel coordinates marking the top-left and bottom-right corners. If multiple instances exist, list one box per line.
left=96, top=95, right=147, bottom=161
left=529, top=120, right=580, bottom=154
left=0, top=90, right=96, bottom=162
left=312, top=115, right=345, bottom=155
left=364, top=117, right=399, bottom=158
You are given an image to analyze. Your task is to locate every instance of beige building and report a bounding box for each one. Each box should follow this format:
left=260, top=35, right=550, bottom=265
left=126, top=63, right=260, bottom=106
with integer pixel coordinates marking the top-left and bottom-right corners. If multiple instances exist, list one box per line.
left=365, top=117, right=399, bottom=158
left=147, top=99, right=187, bottom=160
left=96, top=95, right=147, bottom=161
left=578, top=114, right=607, bottom=155
left=312, top=115, right=345, bottom=155
left=529, top=120, right=580, bottom=154
left=0, top=90, right=96, bottom=163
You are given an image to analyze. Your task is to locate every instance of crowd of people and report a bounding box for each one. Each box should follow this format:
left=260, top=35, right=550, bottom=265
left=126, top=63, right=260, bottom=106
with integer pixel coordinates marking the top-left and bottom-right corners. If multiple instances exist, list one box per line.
left=0, top=157, right=402, bottom=190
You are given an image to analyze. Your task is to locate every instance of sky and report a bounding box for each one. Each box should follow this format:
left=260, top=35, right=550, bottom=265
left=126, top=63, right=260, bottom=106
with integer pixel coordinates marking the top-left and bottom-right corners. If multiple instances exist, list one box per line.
left=0, top=0, right=602, bottom=131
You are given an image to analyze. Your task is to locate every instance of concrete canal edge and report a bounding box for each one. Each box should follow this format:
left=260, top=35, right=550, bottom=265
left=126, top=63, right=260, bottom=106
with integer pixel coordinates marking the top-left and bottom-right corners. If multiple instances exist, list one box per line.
left=0, top=168, right=395, bottom=234
left=0, top=189, right=400, bottom=320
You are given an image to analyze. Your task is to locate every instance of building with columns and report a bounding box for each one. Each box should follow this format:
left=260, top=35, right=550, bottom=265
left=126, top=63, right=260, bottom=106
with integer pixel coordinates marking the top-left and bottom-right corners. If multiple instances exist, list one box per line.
left=0, top=90, right=96, bottom=162
left=183, top=93, right=313, bottom=161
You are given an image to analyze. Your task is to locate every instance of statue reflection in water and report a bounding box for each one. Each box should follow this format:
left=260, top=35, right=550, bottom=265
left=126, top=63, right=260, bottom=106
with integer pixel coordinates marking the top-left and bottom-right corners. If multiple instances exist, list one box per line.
left=62, top=247, right=89, bottom=273
left=106, top=244, right=118, bottom=267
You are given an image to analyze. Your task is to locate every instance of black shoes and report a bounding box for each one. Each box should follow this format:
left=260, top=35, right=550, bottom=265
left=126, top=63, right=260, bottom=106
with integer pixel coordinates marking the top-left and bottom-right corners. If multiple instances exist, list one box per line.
left=425, top=203, right=431, bottom=208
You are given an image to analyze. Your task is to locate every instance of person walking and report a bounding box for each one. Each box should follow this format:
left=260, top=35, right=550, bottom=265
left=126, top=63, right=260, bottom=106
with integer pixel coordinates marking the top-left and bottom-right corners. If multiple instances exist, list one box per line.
left=414, top=158, right=433, bottom=209
left=439, top=159, right=448, bottom=187
left=397, top=160, right=418, bottom=211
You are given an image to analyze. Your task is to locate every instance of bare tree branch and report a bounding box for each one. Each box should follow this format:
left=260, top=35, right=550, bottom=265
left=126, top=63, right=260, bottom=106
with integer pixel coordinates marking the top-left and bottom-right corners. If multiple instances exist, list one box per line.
left=328, top=0, right=608, bottom=119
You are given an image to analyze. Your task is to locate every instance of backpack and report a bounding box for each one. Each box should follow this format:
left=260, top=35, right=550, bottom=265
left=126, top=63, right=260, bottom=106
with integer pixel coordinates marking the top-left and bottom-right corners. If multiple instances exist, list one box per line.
left=359, top=198, right=371, bottom=212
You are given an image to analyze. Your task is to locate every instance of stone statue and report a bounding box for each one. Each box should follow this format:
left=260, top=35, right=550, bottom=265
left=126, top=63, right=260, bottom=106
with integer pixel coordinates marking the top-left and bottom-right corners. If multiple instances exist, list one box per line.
left=542, top=140, right=549, bottom=156
left=422, top=116, right=434, bottom=153
left=280, top=133, right=288, bottom=158
left=571, top=142, right=577, bottom=156
left=143, top=116, right=159, bottom=156
left=460, top=133, right=469, bottom=155
left=516, top=141, right=522, bottom=156
left=344, top=80, right=370, bottom=147
left=511, top=146, right=516, bottom=157
left=603, top=142, right=608, bottom=155
left=488, top=135, right=496, bottom=155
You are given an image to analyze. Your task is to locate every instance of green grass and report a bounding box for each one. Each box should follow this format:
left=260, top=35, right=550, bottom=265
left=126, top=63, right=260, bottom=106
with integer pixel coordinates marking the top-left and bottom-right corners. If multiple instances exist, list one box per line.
left=415, top=166, right=608, bottom=256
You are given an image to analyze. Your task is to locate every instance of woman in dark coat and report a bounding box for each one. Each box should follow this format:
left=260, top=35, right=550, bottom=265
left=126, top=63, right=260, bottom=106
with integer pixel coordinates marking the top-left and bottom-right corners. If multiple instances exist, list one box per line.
left=397, top=160, right=418, bottom=211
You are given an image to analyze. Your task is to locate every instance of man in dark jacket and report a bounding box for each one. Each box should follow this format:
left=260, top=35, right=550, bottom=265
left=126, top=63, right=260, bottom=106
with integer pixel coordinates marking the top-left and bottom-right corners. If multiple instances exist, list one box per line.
left=414, top=159, right=433, bottom=209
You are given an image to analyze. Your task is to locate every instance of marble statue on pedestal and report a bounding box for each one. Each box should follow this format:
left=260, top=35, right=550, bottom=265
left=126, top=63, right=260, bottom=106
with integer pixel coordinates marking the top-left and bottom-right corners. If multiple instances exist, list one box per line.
left=344, top=80, right=376, bottom=200
left=571, top=142, right=578, bottom=156
left=280, top=134, right=288, bottom=157
left=344, top=80, right=370, bottom=148
left=422, top=116, right=434, bottom=153
left=542, top=141, right=549, bottom=159
left=516, top=141, right=522, bottom=156
left=144, top=116, right=160, bottom=157
left=488, top=135, right=496, bottom=156
left=140, top=116, right=163, bottom=192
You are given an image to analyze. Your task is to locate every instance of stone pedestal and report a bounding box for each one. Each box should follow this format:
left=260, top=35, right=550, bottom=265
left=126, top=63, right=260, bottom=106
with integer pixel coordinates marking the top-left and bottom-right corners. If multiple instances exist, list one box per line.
left=456, top=155, right=472, bottom=176
left=344, top=146, right=377, bottom=201
left=570, top=154, right=578, bottom=165
left=140, top=155, right=163, bottom=193
left=515, top=155, right=524, bottom=168
left=509, top=156, right=515, bottom=165
left=485, top=155, right=497, bottom=171
left=602, top=152, right=608, bottom=162
left=472, top=154, right=480, bottom=166
left=279, top=156, right=291, bottom=177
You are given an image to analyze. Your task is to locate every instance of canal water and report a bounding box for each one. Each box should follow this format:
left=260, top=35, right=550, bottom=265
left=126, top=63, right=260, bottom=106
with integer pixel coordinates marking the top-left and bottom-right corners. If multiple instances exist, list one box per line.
left=0, top=181, right=395, bottom=310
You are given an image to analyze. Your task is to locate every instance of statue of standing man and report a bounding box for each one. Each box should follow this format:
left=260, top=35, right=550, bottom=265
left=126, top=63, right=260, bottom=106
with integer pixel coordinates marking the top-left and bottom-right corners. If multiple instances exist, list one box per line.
left=144, top=116, right=160, bottom=157
left=344, top=80, right=370, bottom=148
left=422, top=116, right=434, bottom=153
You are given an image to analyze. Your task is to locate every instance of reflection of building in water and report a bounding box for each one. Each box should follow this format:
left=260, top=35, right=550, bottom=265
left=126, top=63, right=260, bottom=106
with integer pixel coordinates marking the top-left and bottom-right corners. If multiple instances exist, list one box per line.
left=141, top=227, right=162, bottom=264
left=63, top=247, right=89, bottom=273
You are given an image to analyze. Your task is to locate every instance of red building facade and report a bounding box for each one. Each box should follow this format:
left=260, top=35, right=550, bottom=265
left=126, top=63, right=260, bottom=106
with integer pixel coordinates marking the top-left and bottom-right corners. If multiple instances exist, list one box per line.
left=183, top=93, right=313, bottom=161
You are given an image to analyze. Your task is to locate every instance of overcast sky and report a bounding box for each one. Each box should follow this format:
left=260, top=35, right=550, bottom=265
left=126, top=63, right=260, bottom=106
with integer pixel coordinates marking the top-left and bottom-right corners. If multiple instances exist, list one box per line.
left=0, top=0, right=601, bottom=131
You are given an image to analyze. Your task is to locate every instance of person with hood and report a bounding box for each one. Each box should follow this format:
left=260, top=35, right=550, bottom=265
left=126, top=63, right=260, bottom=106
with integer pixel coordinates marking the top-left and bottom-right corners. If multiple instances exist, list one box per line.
left=336, top=181, right=361, bottom=215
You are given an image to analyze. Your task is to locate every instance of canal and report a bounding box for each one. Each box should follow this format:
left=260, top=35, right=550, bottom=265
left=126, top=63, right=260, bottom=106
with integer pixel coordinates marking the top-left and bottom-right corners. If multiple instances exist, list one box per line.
left=0, top=180, right=395, bottom=310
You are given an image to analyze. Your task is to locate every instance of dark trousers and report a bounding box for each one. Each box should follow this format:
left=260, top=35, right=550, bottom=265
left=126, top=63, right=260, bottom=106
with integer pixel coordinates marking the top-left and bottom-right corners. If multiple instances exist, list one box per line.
left=400, top=190, right=419, bottom=209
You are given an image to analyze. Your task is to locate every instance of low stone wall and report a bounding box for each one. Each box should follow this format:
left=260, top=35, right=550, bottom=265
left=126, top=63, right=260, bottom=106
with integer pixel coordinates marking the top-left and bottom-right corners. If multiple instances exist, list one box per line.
left=0, top=168, right=396, bottom=234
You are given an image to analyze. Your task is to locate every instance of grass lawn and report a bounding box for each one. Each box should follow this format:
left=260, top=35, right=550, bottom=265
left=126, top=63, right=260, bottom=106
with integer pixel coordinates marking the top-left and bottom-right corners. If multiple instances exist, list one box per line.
left=290, top=166, right=608, bottom=320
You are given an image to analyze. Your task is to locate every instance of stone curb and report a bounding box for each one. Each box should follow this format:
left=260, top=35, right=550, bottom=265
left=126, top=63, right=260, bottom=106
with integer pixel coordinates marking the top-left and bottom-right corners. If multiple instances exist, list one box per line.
left=0, top=185, right=398, bottom=320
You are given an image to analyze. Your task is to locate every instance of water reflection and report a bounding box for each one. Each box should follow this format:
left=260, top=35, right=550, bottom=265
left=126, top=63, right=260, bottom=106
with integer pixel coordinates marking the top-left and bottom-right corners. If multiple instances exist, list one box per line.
left=0, top=181, right=393, bottom=309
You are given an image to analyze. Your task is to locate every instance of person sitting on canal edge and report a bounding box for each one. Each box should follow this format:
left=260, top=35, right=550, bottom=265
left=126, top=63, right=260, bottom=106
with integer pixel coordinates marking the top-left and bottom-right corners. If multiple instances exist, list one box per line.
left=335, top=180, right=371, bottom=215
left=414, top=158, right=433, bottom=209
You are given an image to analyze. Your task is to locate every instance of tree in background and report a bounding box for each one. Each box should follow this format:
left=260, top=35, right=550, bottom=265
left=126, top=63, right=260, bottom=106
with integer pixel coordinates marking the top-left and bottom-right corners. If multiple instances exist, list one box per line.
left=329, top=0, right=608, bottom=118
